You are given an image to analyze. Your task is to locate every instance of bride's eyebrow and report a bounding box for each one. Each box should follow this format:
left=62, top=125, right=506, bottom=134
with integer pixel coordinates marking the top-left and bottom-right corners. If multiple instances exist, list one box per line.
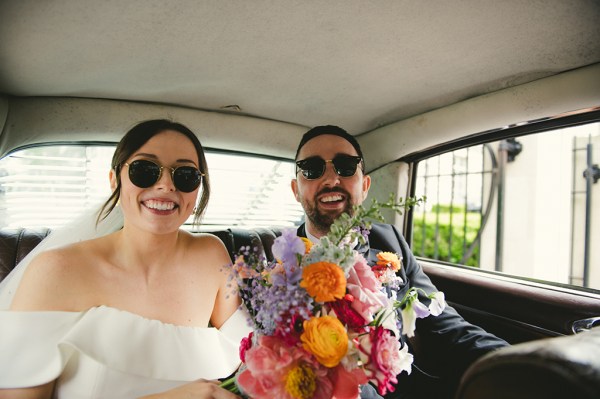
left=133, top=153, right=197, bottom=165
left=132, top=152, right=157, bottom=160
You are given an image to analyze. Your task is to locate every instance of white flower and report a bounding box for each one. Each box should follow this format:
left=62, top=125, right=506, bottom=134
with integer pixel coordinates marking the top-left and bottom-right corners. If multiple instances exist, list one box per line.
left=340, top=336, right=364, bottom=371
left=401, top=298, right=430, bottom=337
left=428, top=291, right=446, bottom=316
left=379, top=305, right=401, bottom=338
left=396, top=344, right=413, bottom=375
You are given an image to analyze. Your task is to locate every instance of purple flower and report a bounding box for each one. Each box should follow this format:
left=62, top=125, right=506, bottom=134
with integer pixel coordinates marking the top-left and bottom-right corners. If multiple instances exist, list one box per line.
left=413, top=299, right=431, bottom=318
left=272, top=228, right=305, bottom=264
left=253, top=281, right=314, bottom=335
left=271, top=228, right=305, bottom=284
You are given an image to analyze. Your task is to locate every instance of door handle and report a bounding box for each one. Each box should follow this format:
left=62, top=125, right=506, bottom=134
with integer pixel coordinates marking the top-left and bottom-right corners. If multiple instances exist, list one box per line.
left=572, top=316, right=600, bottom=334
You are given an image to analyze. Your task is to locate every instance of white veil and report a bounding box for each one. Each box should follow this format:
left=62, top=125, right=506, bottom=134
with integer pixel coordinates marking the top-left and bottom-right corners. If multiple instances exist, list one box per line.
left=0, top=202, right=124, bottom=310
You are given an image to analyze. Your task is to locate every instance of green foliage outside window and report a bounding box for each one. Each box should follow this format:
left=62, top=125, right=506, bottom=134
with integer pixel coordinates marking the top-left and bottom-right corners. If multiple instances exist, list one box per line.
left=412, top=205, right=481, bottom=267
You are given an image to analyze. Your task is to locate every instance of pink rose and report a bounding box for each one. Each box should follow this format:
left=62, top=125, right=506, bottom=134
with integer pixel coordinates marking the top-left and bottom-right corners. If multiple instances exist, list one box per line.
left=346, top=255, right=389, bottom=322
left=358, top=327, right=413, bottom=396
left=348, top=254, right=380, bottom=291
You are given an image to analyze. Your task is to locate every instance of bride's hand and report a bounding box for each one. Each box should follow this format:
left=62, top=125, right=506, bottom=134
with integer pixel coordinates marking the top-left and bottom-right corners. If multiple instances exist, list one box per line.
left=139, top=379, right=241, bottom=399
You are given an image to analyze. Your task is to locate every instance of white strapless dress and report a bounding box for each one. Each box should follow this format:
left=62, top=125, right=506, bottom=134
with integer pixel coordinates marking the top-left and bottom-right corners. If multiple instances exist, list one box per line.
left=0, top=305, right=252, bottom=398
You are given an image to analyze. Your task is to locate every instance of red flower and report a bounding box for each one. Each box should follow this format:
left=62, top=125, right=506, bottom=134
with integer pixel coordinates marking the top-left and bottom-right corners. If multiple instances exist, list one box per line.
left=329, top=297, right=367, bottom=331
left=274, top=312, right=306, bottom=346
left=239, top=331, right=254, bottom=363
left=371, top=264, right=389, bottom=279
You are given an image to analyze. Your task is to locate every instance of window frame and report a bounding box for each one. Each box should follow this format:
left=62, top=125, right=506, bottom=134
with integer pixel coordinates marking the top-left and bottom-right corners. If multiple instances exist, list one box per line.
left=400, top=108, right=600, bottom=294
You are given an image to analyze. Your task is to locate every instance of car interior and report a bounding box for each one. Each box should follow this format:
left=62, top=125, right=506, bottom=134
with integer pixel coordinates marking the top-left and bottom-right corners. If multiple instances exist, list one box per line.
left=1, top=1, right=600, bottom=398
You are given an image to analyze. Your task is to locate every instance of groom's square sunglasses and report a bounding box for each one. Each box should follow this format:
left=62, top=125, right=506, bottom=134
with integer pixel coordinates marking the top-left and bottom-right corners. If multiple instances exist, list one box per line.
left=124, top=159, right=204, bottom=193
left=295, top=155, right=363, bottom=180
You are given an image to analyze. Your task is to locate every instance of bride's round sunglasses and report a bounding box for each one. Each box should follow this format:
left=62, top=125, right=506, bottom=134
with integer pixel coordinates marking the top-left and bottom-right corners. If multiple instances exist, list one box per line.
left=295, top=155, right=363, bottom=180
left=123, top=159, right=204, bottom=193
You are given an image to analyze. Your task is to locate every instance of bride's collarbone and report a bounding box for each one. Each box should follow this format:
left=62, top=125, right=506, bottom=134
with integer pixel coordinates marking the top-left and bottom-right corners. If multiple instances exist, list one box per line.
left=18, top=242, right=217, bottom=326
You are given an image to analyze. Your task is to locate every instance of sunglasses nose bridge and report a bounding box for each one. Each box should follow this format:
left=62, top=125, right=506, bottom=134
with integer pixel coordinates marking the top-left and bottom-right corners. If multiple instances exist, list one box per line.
left=321, top=159, right=342, bottom=181
left=154, top=165, right=177, bottom=190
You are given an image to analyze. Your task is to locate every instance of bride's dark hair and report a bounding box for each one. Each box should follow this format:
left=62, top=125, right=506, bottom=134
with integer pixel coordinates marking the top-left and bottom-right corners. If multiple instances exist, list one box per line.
left=98, top=119, right=210, bottom=227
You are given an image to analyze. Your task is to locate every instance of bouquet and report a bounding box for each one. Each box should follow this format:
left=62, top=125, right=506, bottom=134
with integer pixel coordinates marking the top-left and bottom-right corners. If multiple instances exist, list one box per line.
left=223, top=197, right=445, bottom=399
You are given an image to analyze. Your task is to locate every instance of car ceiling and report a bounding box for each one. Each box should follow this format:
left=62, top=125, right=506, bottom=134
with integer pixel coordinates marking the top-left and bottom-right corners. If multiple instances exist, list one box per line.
left=0, top=0, right=599, bottom=159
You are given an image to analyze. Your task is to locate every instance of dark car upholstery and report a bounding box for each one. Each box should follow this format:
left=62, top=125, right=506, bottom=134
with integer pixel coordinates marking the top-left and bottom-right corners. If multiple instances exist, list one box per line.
left=455, top=326, right=600, bottom=399
left=0, top=228, right=52, bottom=282
left=0, top=226, right=286, bottom=285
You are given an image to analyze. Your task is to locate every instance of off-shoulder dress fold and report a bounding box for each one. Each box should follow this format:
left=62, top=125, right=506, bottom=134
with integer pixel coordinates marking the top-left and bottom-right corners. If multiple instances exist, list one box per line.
left=0, top=305, right=252, bottom=398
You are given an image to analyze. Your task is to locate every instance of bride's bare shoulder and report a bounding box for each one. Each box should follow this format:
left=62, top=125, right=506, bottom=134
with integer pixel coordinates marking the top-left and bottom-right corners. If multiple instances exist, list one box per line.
left=183, top=231, right=231, bottom=257
left=30, top=236, right=105, bottom=267
left=10, top=238, right=105, bottom=310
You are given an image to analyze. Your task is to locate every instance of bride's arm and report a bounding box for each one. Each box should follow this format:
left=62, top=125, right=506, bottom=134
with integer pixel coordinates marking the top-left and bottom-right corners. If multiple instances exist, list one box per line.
left=138, top=379, right=240, bottom=399
left=2, top=251, right=63, bottom=397
left=208, top=238, right=242, bottom=329
left=0, top=381, right=55, bottom=399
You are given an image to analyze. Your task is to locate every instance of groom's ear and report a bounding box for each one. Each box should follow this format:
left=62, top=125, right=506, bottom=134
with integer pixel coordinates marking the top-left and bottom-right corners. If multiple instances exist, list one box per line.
left=109, top=169, right=117, bottom=191
left=291, top=179, right=300, bottom=202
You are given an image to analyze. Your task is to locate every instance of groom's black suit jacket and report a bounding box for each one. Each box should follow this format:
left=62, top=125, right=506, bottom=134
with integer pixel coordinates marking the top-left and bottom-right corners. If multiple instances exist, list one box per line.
left=297, top=223, right=509, bottom=399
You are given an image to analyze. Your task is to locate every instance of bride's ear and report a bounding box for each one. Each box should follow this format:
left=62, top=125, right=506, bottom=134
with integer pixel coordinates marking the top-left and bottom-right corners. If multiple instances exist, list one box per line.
left=109, top=169, right=117, bottom=191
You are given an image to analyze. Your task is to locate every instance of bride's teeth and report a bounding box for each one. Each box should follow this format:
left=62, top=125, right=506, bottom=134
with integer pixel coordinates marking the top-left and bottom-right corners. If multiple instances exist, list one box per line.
left=145, top=200, right=175, bottom=210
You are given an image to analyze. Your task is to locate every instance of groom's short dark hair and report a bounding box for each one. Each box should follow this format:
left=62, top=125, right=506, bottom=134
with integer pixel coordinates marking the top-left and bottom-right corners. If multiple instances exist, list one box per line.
left=294, top=125, right=364, bottom=161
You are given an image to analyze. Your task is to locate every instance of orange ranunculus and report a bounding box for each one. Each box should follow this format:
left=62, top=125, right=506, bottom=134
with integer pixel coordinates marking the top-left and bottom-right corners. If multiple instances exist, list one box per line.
left=376, top=252, right=401, bottom=271
left=301, top=315, right=348, bottom=367
left=300, top=262, right=346, bottom=302
left=300, top=237, right=313, bottom=254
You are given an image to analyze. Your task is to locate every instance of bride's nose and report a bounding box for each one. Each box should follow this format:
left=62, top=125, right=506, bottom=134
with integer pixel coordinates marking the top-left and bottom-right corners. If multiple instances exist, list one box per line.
left=155, top=169, right=176, bottom=192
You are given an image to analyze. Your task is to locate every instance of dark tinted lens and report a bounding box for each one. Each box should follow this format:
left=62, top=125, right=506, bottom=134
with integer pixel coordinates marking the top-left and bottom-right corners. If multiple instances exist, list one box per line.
left=297, top=157, right=326, bottom=179
left=332, top=155, right=361, bottom=177
left=173, top=166, right=202, bottom=192
left=128, top=160, right=160, bottom=188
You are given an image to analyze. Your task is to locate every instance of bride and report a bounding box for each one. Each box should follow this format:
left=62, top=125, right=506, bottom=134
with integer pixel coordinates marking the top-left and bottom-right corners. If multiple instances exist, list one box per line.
left=0, top=119, right=249, bottom=398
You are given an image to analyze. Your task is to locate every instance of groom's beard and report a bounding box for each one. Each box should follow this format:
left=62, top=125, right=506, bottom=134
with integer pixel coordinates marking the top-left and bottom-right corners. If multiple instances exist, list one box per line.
left=302, top=188, right=354, bottom=235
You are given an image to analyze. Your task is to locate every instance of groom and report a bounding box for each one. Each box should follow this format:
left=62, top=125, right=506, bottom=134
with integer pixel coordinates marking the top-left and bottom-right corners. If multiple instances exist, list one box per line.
left=291, top=125, right=509, bottom=399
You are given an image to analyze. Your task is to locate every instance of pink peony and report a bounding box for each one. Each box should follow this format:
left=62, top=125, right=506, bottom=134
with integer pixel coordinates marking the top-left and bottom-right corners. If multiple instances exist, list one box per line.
left=237, top=335, right=333, bottom=399
left=331, top=364, right=368, bottom=399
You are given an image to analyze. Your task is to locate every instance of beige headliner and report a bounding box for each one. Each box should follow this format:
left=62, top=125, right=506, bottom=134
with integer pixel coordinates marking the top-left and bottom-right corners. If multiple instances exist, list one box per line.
left=1, top=0, right=599, bottom=164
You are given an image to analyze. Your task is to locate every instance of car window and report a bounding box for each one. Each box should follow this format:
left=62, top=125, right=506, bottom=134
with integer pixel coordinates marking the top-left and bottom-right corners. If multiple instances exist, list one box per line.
left=0, top=146, right=303, bottom=230
left=411, top=121, right=600, bottom=290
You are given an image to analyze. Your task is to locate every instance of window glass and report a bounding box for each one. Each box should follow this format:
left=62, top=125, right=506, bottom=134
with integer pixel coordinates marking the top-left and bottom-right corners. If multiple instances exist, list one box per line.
left=0, top=146, right=304, bottom=230
left=412, top=122, right=600, bottom=290
left=203, top=152, right=303, bottom=229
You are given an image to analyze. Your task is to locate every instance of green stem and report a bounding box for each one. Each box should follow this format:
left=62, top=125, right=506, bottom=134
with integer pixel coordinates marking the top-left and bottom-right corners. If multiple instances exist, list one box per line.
left=219, top=376, right=240, bottom=394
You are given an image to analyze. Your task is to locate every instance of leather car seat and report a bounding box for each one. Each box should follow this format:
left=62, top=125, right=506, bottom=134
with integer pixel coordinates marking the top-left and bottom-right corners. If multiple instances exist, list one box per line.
left=455, top=326, right=600, bottom=399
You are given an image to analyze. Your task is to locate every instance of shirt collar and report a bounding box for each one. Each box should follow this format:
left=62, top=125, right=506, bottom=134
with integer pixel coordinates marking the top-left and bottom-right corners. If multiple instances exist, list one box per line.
left=306, top=228, right=320, bottom=244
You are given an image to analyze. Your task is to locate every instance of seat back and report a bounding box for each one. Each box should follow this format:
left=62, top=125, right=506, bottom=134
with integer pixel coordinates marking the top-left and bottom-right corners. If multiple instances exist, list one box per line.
left=0, top=226, right=287, bottom=285
left=455, top=326, right=600, bottom=399
left=0, top=228, right=52, bottom=282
